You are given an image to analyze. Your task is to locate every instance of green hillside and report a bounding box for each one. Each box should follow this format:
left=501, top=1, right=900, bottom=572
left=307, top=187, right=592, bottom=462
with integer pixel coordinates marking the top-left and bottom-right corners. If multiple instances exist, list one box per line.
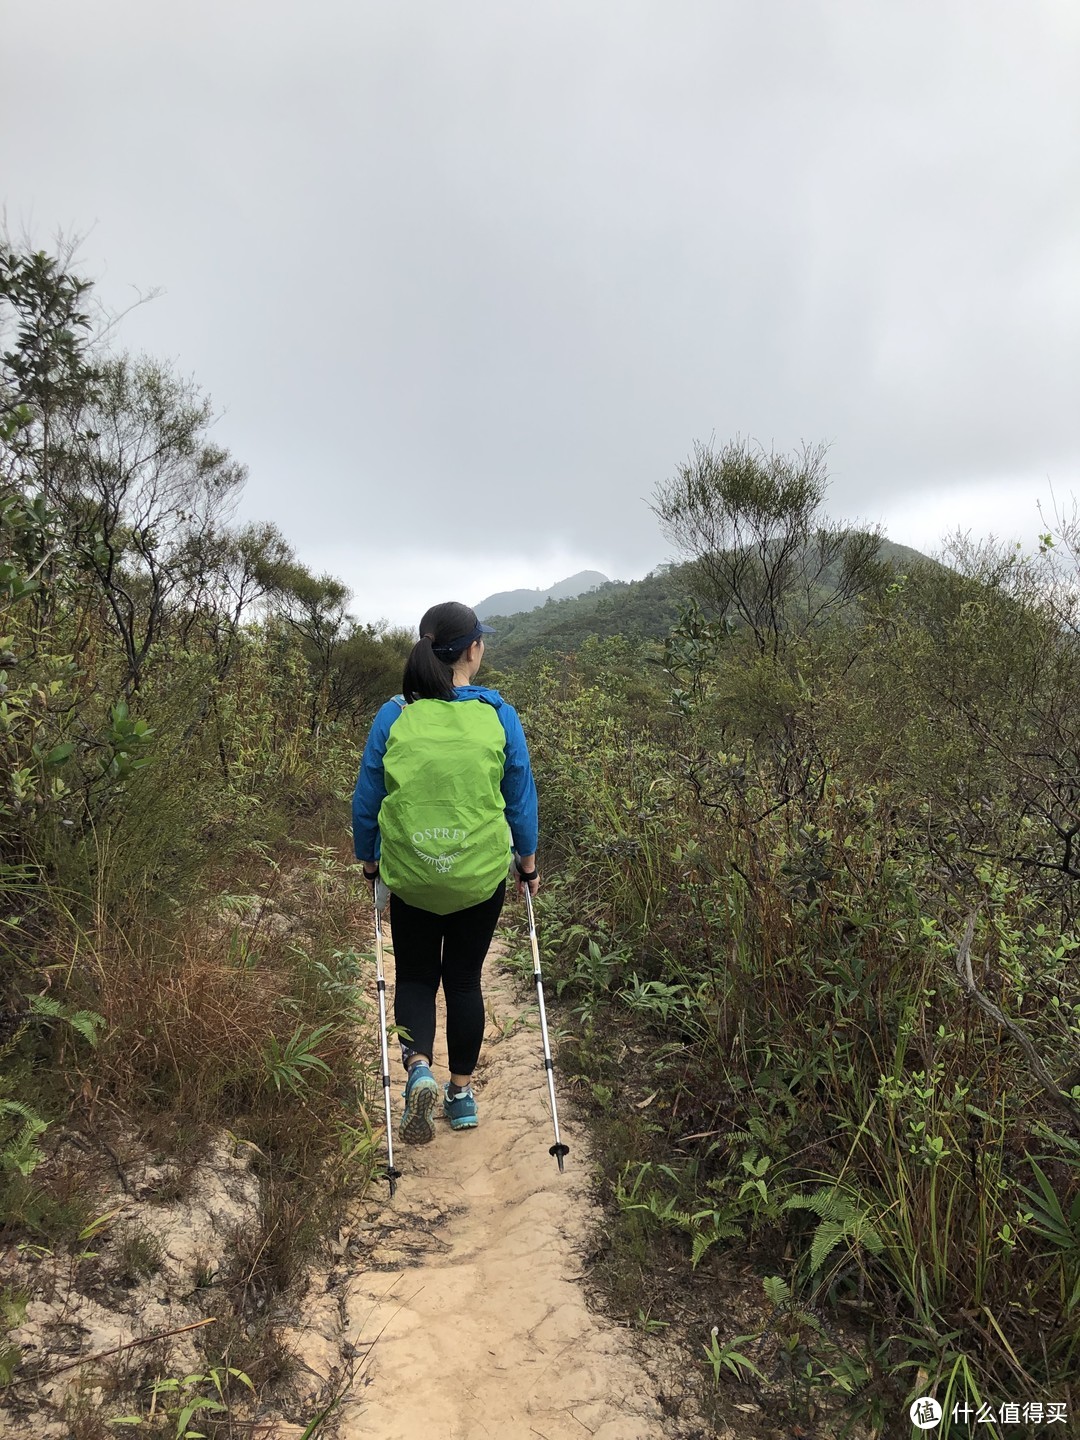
left=484, top=538, right=935, bottom=667
left=482, top=566, right=685, bottom=666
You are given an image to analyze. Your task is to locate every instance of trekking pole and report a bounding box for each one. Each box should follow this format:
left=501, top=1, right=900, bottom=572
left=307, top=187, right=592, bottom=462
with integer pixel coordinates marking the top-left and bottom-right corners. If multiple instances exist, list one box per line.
left=523, top=884, right=570, bottom=1172
left=372, top=883, right=402, bottom=1198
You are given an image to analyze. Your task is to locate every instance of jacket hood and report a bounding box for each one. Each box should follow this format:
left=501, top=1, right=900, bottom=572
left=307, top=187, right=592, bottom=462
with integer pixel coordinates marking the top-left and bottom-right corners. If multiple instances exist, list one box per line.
left=453, top=684, right=504, bottom=708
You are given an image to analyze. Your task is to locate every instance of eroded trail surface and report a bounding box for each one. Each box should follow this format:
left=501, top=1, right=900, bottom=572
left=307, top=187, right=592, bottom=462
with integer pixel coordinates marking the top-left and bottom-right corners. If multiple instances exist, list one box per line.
left=333, top=941, right=696, bottom=1440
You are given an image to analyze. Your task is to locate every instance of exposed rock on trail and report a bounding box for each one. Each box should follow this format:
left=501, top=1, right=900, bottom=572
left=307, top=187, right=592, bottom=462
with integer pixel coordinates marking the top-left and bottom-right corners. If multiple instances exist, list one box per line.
left=0, top=932, right=715, bottom=1439
left=0, top=1135, right=264, bottom=1438
left=312, top=941, right=704, bottom=1440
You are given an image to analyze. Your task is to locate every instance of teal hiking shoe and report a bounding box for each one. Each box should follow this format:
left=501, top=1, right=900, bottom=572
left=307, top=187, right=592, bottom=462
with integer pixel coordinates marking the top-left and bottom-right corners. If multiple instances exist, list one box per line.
left=400, top=1062, right=438, bottom=1144
left=443, top=1082, right=478, bottom=1130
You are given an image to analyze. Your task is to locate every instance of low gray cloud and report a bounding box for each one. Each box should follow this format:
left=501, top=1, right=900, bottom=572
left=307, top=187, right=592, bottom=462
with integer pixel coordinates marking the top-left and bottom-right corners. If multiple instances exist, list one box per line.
left=3, top=1, right=1077, bottom=625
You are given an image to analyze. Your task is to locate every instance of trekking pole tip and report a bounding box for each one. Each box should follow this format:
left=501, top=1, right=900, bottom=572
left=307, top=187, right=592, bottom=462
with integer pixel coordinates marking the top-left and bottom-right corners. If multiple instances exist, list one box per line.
left=550, top=1142, right=570, bottom=1172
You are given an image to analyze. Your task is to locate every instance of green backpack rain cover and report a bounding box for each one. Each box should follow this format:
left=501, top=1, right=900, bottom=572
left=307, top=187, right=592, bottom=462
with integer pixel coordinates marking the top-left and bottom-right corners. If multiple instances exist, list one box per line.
left=378, top=697, right=511, bottom=915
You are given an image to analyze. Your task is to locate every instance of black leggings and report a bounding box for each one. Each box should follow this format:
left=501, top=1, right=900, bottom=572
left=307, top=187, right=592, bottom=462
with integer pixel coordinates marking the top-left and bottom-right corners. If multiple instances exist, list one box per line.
left=390, top=881, right=505, bottom=1077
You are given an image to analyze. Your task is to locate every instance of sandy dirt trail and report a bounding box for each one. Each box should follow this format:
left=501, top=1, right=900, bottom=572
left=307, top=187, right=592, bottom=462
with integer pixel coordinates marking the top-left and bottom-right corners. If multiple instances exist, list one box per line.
left=334, top=937, right=694, bottom=1440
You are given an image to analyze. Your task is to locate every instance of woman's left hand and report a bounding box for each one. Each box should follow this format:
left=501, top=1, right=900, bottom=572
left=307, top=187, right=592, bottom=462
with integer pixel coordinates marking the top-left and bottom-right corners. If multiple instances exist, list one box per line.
left=514, top=855, right=540, bottom=898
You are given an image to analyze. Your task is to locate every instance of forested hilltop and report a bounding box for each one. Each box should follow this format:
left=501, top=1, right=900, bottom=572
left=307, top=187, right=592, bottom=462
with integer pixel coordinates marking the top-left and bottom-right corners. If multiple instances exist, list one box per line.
left=3, top=244, right=1079, bottom=1438
left=482, top=537, right=934, bottom=669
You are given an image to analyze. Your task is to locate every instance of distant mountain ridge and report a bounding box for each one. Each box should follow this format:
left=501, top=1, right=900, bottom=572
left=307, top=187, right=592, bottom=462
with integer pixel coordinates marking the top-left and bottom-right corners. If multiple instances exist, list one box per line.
left=475, top=570, right=609, bottom=621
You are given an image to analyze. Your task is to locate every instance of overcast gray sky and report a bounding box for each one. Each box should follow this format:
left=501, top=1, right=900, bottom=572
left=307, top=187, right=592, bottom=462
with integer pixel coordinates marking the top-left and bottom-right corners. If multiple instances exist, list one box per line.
left=4, top=1, right=1078, bottom=629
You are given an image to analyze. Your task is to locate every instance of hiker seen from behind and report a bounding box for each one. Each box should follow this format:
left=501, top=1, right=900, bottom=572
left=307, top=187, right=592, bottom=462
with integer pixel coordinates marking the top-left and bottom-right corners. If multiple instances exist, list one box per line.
left=352, top=601, right=540, bottom=1142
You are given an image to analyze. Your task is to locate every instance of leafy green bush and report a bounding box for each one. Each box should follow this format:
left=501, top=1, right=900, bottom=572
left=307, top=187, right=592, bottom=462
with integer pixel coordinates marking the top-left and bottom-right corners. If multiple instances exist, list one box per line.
left=506, top=485, right=1080, bottom=1430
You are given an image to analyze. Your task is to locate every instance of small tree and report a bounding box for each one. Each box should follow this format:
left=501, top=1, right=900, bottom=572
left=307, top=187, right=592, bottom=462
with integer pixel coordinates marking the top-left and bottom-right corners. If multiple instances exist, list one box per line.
left=324, top=621, right=413, bottom=722
left=0, top=246, right=99, bottom=502
left=651, top=436, right=886, bottom=657
left=272, top=564, right=353, bottom=733
left=178, top=520, right=295, bottom=680
left=57, top=355, right=246, bottom=692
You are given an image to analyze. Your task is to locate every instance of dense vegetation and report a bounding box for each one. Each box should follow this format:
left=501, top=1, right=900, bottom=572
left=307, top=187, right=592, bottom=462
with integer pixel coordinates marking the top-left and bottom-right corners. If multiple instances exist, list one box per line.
left=4, top=242, right=1078, bottom=1438
left=0, top=244, right=411, bottom=1433
left=496, top=438, right=1080, bottom=1435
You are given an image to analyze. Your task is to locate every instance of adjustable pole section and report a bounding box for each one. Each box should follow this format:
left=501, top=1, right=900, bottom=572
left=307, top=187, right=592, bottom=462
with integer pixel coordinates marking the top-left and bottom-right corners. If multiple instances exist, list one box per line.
left=373, top=899, right=402, bottom=1197
left=524, top=886, right=570, bottom=1172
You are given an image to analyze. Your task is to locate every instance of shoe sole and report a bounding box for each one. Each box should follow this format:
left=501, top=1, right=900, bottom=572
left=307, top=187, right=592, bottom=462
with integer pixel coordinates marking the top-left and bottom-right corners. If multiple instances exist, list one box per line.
left=445, top=1110, right=478, bottom=1131
left=400, top=1078, right=438, bottom=1144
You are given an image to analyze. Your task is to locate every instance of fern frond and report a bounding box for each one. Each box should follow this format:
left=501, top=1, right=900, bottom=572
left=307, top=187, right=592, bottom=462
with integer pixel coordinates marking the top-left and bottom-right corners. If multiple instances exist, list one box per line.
left=65, top=1011, right=104, bottom=1046
left=0, top=1097, right=34, bottom=1122
left=810, top=1218, right=849, bottom=1273
left=2, top=1113, right=47, bottom=1177
left=26, top=995, right=62, bottom=1020
left=763, top=1274, right=791, bottom=1307
left=26, top=994, right=104, bottom=1047
left=784, top=1186, right=851, bottom=1221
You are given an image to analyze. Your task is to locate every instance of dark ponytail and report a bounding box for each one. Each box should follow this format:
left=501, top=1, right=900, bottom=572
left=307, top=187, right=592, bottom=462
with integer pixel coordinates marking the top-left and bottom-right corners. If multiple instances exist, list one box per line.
left=402, top=601, right=482, bottom=702
left=402, top=634, right=455, bottom=702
